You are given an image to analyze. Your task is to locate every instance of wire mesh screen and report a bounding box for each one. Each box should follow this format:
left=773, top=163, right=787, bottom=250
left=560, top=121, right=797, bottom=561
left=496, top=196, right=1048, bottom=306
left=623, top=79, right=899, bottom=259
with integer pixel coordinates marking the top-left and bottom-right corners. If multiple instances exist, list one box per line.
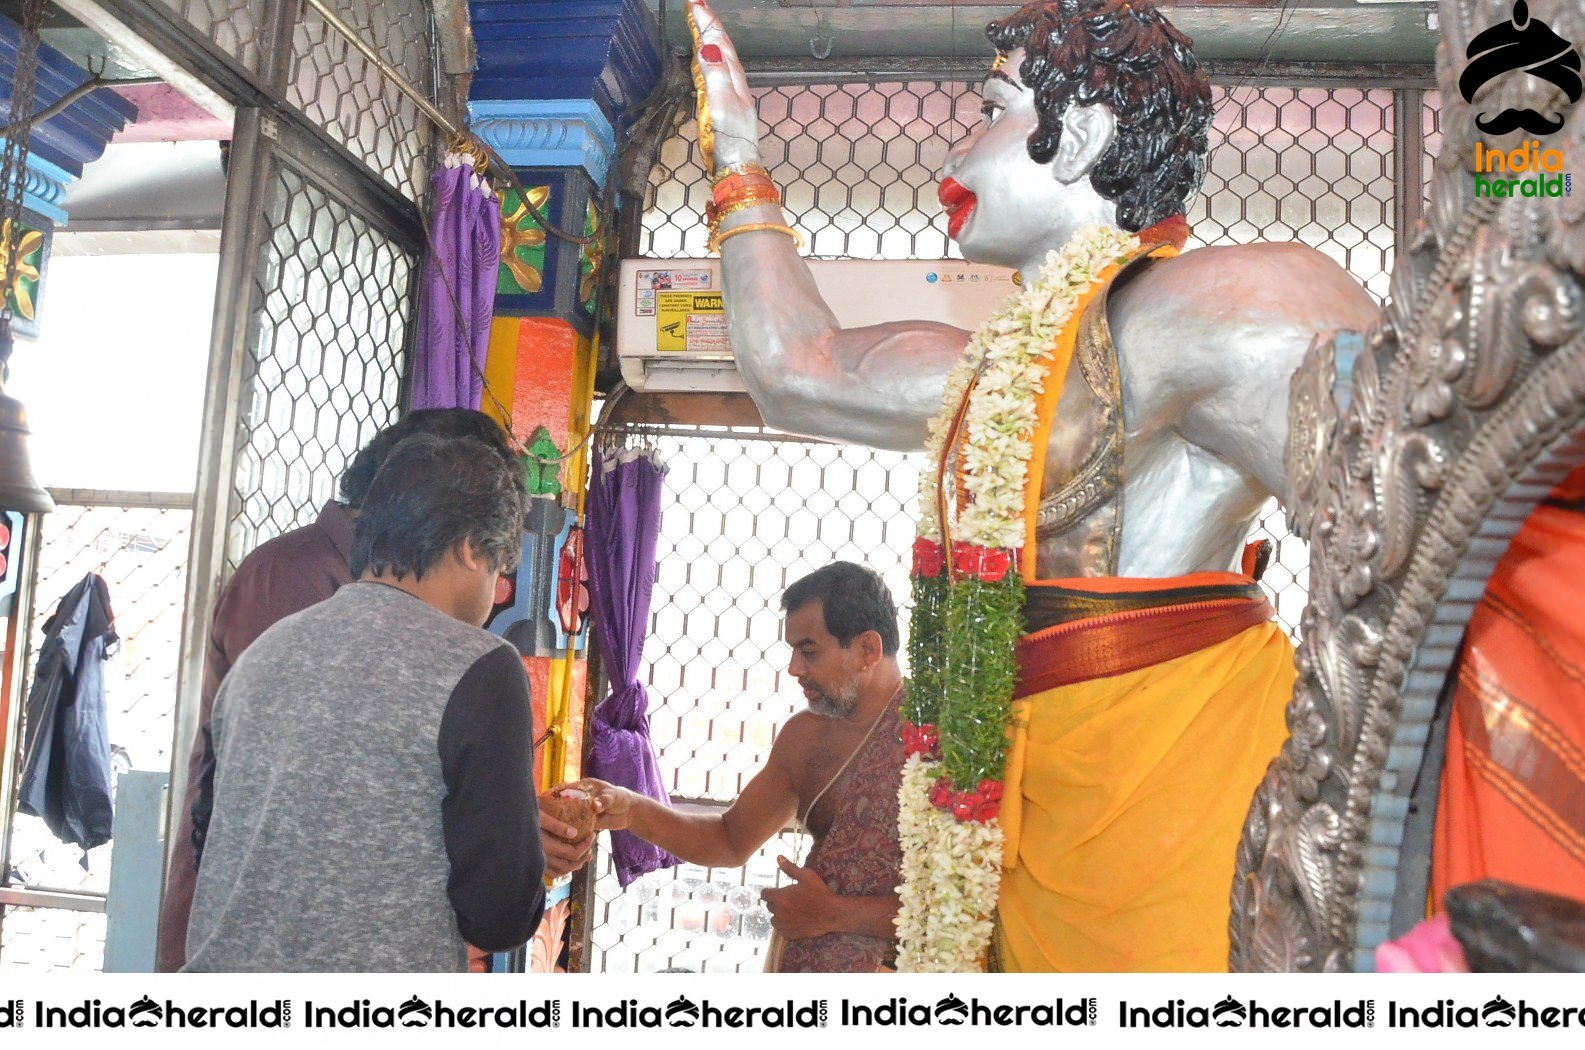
left=642, top=82, right=1407, bottom=300
left=645, top=83, right=978, bottom=260
left=1, top=496, right=193, bottom=973
left=1193, top=87, right=1396, bottom=300
left=599, top=75, right=1434, bottom=972
left=286, top=0, right=436, bottom=201
left=1424, top=91, right=1444, bottom=210
left=226, top=161, right=413, bottom=570
left=586, top=429, right=919, bottom=973
left=155, top=0, right=269, bottom=76
left=152, top=0, right=437, bottom=201
left=588, top=830, right=813, bottom=973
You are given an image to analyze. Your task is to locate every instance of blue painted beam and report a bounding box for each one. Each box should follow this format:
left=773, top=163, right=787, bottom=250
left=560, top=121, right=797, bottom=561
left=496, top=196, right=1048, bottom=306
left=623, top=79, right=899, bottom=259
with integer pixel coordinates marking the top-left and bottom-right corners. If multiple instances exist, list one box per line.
left=0, top=16, right=136, bottom=179
left=468, top=0, right=664, bottom=128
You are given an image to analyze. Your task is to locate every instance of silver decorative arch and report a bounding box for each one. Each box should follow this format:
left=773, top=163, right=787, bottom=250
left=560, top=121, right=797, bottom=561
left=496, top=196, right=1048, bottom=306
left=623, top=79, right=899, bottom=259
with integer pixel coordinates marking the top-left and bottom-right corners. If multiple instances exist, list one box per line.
left=1231, top=0, right=1585, bottom=971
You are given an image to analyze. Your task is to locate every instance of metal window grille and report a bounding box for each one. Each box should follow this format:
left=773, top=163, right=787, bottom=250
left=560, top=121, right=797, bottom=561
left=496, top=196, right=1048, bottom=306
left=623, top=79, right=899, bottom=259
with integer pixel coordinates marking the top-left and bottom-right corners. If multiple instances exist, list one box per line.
left=154, top=0, right=269, bottom=77
left=1, top=494, right=193, bottom=973
left=284, top=0, right=436, bottom=201
left=1195, top=87, right=1396, bottom=299
left=226, top=161, right=413, bottom=567
left=586, top=428, right=919, bottom=973
left=593, top=77, right=1437, bottom=972
left=147, top=0, right=437, bottom=200
left=46, top=0, right=444, bottom=961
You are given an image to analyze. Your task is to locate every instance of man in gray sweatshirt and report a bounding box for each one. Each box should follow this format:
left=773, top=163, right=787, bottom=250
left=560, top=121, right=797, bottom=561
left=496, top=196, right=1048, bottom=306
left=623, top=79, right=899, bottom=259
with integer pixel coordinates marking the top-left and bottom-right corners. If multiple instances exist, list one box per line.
left=185, top=433, right=547, bottom=972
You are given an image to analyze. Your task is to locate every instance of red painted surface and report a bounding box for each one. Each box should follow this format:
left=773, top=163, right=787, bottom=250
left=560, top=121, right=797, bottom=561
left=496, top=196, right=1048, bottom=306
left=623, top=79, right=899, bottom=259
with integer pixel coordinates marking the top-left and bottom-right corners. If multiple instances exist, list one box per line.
left=510, top=317, right=578, bottom=450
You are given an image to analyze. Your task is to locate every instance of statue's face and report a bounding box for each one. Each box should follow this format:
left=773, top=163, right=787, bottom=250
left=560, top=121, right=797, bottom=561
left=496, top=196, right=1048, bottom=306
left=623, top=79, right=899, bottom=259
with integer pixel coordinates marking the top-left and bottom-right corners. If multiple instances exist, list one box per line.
left=939, top=48, right=1113, bottom=271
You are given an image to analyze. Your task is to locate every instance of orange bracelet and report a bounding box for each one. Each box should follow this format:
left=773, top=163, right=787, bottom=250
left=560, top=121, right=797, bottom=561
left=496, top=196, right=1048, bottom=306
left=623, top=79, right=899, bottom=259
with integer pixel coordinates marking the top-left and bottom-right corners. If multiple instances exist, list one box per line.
left=712, top=173, right=777, bottom=206
left=706, top=192, right=781, bottom=227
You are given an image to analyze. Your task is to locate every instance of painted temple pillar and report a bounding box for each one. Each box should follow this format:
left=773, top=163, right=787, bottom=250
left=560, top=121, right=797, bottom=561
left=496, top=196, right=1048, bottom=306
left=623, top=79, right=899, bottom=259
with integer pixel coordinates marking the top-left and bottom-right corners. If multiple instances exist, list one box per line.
left=468, top=0, right=662, bottom=973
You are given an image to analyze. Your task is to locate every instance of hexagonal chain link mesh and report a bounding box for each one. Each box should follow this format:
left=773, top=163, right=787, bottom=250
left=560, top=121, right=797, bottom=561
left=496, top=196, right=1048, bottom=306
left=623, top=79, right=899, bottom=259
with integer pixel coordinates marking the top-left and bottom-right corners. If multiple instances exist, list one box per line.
left=1196, top=87, right=1396, bottom=298
left=591, top=81, right=1442, bottom=973
left=646, top=83, right=1418, bottom=299
left=587, top=428, right=918, bottom=973
left=285, top=0, right=435, bottom=201
left=226, top=164, right=412, bottom=569
left=2, top=497, right=193, bottom=973
left=155, top=0, right=270, bottom=76
left=645, top=82, right=975, bottom=261
left=152, top=0, right=435, bottom=200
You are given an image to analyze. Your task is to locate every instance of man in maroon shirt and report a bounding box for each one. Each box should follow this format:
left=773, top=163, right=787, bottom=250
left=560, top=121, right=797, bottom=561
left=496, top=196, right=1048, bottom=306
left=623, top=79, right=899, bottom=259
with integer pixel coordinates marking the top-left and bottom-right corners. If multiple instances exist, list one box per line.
left=156, top=409, right=592, bottom=971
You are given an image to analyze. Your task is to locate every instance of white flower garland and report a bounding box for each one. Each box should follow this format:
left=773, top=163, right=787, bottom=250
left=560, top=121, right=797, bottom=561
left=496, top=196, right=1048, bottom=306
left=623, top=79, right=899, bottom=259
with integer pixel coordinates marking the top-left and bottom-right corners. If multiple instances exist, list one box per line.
left=917, top=225, right=1138, bottom=547
left=896, top=754, right=1003, bottom=972
left=900, top=224, right=1137, bottom=973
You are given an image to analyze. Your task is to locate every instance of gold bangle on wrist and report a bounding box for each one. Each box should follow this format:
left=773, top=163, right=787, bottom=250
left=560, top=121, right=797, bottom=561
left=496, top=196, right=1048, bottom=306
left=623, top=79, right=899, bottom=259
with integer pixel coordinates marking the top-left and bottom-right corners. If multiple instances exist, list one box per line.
left=710, top=221, right=804, bottom=254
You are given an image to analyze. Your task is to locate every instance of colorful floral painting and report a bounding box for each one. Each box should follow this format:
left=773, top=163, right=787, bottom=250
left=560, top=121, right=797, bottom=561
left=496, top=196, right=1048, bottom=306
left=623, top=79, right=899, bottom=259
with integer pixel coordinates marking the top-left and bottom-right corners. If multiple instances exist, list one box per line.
left=498, top=185, right=551, bottom=295
left=579, top=200, right=603, bottom=317
left=2, top=218, right=46, bottom=333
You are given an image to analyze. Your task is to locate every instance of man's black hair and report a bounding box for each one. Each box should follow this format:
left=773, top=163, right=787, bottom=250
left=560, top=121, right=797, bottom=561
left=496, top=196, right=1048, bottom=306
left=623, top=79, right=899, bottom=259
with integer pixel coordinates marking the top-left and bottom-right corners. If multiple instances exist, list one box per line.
left=339, top=409, right=523, bottom=509
left=987, top=0, right=1213, bottom=232
left=349, top=434, right=525, bottom=581
left=781, top=561, right=901, bottom=656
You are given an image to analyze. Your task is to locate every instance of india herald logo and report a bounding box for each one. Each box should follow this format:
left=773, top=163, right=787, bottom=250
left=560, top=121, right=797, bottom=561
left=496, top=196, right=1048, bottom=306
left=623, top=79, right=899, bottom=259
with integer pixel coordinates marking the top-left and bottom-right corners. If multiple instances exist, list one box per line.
left=1482, top=995, right=1517, bottom=1026
left=128, top=997, right=161, bottom=1028
left=1460, top=0, right=1582, bottom=135
left=934, top=994, right=969, bottom=1025
left=665, top=996, right=700, bottom=1027
left=397, top=996, right=432, bottom=1027
left=1213, top=996, right=1248, bottom=1027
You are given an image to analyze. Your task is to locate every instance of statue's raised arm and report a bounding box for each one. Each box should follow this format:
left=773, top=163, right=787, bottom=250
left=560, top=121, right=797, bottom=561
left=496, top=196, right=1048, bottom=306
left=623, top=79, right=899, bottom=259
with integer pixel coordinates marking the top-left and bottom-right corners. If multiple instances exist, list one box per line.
left=689, top=0, right=969, bottom=451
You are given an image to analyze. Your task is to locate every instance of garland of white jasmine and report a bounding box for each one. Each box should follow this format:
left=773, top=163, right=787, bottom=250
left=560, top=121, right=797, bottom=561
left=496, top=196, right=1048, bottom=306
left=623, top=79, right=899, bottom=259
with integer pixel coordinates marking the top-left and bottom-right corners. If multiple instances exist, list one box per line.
left=897, top=224, right=1138, bottom=972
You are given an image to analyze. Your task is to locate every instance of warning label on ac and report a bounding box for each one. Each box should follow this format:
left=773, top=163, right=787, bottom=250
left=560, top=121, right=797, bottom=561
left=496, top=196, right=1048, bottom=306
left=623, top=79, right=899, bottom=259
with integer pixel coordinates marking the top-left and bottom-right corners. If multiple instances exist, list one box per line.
left=656, top=291, right=728, bottom=353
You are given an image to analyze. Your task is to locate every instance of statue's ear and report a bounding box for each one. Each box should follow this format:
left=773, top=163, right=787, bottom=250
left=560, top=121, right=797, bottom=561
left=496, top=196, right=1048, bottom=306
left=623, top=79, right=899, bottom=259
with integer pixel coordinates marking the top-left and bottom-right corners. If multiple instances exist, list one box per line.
left=1051, top=104, right=1117, bottom=184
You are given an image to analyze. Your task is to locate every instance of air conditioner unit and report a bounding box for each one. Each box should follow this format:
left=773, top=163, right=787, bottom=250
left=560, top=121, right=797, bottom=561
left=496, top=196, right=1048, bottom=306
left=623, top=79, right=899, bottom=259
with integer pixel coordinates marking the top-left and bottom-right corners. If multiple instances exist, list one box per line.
left=616, top=258, right=1017, bottom=393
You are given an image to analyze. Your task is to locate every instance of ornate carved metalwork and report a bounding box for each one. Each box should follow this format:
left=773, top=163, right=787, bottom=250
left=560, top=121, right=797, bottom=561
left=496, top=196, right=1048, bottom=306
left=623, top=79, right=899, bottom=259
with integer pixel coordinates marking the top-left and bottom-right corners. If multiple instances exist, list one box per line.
left=1232, top=0, right=1585, bottom=971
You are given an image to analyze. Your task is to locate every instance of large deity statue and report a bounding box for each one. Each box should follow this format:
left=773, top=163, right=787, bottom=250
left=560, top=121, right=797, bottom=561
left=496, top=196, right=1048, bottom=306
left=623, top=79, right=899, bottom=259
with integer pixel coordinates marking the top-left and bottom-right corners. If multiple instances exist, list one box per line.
left=688, top=0, right=1377, bottom=971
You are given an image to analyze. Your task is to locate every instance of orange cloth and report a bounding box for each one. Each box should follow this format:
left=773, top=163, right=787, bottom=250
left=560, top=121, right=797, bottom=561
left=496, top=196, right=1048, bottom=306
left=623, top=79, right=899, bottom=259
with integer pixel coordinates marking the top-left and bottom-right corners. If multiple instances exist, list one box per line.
left=1433, top=467, right=1585, bottom=904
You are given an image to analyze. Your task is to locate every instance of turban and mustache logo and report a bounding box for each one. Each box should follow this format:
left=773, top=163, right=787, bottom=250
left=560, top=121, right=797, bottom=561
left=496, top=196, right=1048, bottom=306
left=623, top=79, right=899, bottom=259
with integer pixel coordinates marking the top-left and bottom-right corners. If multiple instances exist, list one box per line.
left=1459, top=0, right=1581, bottom=135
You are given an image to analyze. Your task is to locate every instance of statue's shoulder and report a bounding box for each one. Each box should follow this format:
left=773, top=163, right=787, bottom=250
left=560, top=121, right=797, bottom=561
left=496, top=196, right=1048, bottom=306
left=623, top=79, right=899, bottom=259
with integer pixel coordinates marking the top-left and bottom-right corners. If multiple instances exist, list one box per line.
left=1158, top=240, right=1360, bottom=289
left=1115, top=241, right=1378, bottom=341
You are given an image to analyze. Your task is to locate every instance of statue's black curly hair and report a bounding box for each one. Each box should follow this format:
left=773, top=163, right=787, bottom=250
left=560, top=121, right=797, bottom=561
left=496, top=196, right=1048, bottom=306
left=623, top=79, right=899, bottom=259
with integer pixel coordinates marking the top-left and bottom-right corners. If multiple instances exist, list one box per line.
left=987, top=0, right=1212, bottom=231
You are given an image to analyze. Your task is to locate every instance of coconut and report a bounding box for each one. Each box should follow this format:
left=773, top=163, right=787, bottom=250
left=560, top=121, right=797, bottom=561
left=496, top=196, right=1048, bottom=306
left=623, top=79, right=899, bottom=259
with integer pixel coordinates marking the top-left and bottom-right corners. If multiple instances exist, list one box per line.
left=539, top=786, right=597, bottom=840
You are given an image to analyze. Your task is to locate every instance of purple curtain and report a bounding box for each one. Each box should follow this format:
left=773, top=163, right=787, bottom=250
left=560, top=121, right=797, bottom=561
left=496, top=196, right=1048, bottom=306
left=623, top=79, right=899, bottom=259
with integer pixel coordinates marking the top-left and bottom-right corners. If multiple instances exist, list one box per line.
left=586, top=447, right=678, bottom=886
left=411, top=157, right=500, bottom=410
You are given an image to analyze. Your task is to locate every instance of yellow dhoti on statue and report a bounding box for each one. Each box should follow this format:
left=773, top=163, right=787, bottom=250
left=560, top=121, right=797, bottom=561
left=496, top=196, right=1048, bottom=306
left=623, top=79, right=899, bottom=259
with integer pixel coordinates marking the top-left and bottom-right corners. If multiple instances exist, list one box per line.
left=995, top=576, right=1294, bottom=972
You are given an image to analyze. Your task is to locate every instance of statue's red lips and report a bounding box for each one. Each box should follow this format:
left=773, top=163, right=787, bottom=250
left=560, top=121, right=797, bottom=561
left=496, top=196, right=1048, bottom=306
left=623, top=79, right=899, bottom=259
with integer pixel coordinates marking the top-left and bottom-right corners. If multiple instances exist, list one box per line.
left=938, top=178, right=976, bottom=240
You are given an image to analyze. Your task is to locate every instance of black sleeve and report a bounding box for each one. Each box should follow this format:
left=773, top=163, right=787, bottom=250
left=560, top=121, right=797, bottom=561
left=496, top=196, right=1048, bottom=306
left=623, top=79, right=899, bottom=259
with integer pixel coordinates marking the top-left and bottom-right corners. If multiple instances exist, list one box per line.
left=437, top=644, right=546, bottom=952
left=190, top=721, right=219, bottom=868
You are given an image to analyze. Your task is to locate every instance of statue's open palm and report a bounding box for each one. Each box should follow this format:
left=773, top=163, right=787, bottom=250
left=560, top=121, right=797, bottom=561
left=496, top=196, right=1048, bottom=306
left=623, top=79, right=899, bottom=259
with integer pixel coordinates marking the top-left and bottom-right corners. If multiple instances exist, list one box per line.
left=689, top=0, right=761, bottom=169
